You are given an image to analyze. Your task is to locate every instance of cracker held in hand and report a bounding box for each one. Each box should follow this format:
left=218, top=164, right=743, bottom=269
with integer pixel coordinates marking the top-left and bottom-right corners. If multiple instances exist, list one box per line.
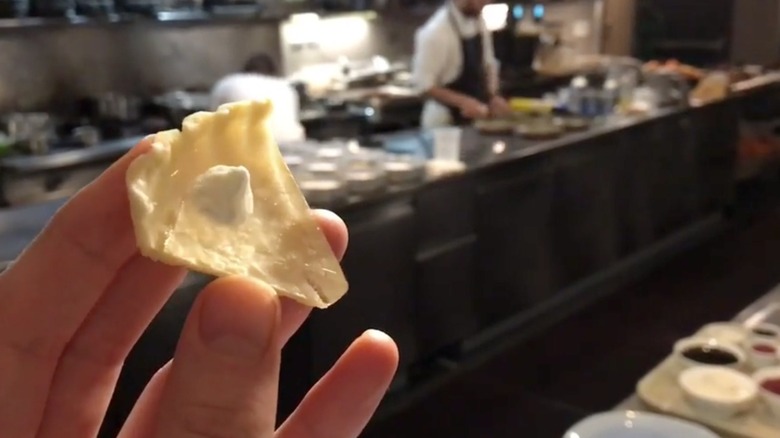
left=126, top=100, right=348, bottom=308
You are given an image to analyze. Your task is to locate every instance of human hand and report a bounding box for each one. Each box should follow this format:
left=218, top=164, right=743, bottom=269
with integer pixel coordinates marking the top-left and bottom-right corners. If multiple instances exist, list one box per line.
left=459, top=97, right=489, bottom=120
left=488, top=95, right=511, bottom=118
left=0, top=138, right=399, bottom=438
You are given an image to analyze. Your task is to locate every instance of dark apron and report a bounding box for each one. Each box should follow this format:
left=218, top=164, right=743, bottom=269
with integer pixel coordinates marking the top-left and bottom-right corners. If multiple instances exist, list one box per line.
left=444, top=6, right=490, bottom=125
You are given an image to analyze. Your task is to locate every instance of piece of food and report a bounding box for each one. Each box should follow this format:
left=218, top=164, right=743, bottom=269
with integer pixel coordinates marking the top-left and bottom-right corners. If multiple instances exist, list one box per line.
left=126, top=100, right=348, bottom=308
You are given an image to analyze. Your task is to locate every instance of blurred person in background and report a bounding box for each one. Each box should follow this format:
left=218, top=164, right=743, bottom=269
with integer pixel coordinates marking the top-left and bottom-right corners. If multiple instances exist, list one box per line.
left=412, top=0, right=511, bottom=128
left=211, top=53, right=306, bottom=143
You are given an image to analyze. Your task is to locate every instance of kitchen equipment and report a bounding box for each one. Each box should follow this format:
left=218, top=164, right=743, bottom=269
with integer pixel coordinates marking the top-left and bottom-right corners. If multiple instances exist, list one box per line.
left=644, top=71, right=691, bottom=108
left=4, top=113, right=53, bottom=141
left=75, top=0, right=114, bottom=16
left=31, top=0, right=76, bottom=16
left=343, top=148, right=386, bottom=196
left=0, top=0, right=30, bottom=17
left=153, top=90, right=211, bottom=126
left=2, top=113, right=56, bottom=155
left=299, top=179, right=347, bottom=206
left=96, top=93, right=141, bottom=122
left=564, top=411, right=718, bottom=438
left=72, top=125, right=101, bottom=147
left=306, top=161, right=341, bottom=181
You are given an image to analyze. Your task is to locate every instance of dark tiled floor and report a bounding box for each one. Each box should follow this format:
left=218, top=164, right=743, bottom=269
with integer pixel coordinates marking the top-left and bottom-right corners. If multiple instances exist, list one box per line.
left=364, top=186, right=780, bottom=438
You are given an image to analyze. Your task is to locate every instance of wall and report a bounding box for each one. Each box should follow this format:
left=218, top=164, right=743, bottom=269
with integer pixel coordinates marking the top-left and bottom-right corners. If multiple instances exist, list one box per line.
left=279, top=11, right=424, bottom=75
left=0, top=22, right=281, bottom=111
left=730, top=0, right=780, bottom=65
left=544, top=0, right=600, bottom=54
left=601, top=0, right=635, bottom=56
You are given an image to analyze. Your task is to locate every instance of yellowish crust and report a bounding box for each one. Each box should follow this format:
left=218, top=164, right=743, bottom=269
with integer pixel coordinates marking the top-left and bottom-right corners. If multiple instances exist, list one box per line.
left=125, top=100, right=348, bottom=308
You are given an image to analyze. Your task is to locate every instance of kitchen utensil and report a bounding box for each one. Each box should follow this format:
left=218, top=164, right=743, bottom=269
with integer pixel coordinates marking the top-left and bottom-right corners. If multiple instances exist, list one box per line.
left=72, top=125, right=101, bottom=147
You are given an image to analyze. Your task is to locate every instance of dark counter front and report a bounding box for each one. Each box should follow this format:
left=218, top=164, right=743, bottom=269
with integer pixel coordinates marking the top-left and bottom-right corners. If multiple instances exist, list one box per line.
left=0, top=88, right=767, bottom=436
left=275, top=97, right=746, bottom=423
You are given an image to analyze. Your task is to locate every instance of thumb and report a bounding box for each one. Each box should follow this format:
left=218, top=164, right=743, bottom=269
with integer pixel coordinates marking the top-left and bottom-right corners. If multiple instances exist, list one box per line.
left=151, top=277, right=281, bottom=438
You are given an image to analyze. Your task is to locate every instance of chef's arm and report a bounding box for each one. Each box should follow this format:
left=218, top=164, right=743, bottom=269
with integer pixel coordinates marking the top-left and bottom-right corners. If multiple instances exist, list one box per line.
left=426, top=86, right=484, bottom=111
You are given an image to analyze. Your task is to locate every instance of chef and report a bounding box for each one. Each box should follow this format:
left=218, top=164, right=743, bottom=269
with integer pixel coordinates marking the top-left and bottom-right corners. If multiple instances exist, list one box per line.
left=412, top=0, right=511, bottom=128
left=211, top=53, right=306, bottom=143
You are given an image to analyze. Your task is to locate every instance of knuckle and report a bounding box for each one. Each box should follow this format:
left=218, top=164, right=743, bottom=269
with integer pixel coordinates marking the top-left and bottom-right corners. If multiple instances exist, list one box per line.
left=172, top=400, right=258, bottom=438
left=2, top=332, right=67, bottom=364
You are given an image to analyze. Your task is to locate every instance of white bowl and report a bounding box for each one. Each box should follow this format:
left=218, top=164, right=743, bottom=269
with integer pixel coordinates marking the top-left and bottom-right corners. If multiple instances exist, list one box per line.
left=563, top=410, right=718, bottom=438
left=753, top=366, right=780, bottom=419
left=679, top=366, right=758, bottom=418
left=673, top=337, right=746, bottom=370
left=746, top=339, right=780, bottom=369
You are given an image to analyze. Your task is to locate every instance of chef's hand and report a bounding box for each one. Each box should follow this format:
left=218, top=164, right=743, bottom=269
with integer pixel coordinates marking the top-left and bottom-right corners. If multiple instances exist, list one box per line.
left=488, top=95, right=511, bottom=118
left=459, top=97, right=489, bottom=120
left=0, top=138, right=399, bottom=438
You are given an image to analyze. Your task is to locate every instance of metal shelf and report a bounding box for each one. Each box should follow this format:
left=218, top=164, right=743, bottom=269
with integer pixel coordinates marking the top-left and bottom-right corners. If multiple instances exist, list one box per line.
left=0, top=9, right=287, bottom=30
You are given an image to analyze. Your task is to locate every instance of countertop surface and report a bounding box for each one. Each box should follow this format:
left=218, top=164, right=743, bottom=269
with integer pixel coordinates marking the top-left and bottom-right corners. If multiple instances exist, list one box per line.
left=0, top=110, right=666, bottom=263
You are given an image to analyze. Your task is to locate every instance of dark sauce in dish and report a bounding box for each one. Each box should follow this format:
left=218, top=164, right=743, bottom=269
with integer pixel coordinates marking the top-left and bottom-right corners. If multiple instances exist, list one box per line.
left=753, top=328, right=777, bottom=337
left=682, top=345, right=738, bottom=365
left=761, top=378, right=780, bottom=395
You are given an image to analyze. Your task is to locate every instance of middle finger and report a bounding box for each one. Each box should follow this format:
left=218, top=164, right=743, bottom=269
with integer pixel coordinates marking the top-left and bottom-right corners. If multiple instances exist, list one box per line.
left=35, top=210, right=347, bottom=438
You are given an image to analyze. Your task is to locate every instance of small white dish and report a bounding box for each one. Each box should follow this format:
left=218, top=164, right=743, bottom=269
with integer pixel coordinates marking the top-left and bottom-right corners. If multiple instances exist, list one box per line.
left=673, top=337, right=745, bottom=370
left=679, top=366, right=758, bottom=418
left=746, top=339, right=779, bottom=369
left=748, top=322, right=780, bottom=341
left=753, top=366, right=780, bottom=419
left=563, top=410, right=718, bottom=438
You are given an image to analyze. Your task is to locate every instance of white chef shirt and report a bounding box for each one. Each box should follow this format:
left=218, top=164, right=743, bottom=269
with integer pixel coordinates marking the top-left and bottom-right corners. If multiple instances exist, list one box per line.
left=210, top=73, right=306, bottom=144
left=412, top=3, right=499, bottom=129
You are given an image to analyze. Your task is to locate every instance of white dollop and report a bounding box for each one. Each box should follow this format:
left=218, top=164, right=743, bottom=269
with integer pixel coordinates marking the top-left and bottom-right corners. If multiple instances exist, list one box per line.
left=680, top=367, right=757, bottom=403
left=189, top=165, right=254, bottom=226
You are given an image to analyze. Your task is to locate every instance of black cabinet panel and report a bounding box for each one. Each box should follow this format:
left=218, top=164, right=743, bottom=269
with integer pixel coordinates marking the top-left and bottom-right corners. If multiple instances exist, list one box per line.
left=474, top=164, right=555, bottom=327
left=692, top=102, right=738, bottom=213
left=309, top=199, right=418, bottom=378
left=551, top=139, right=620, bottom=288
left=415, top=236, right=478, bottom=359
left=415, top=176, right=476, bottom=251
left=614, top=128, right=655, bottom=256
left=650, top=114, right=699, bottom=238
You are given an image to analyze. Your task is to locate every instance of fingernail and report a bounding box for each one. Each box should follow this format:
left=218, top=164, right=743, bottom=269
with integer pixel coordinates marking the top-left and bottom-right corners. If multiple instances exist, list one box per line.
left=198, top=279, right=278, bottom=358
left=363, top=329, right=392, bottom=342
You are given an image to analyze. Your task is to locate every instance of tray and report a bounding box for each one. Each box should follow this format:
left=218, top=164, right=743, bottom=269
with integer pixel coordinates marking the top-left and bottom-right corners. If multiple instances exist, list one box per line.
left=637, top=323, right=780, bottom=438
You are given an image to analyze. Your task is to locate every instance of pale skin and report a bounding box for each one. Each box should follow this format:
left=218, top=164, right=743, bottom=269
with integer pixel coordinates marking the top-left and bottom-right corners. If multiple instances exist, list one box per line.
left=0, top=137, right=399, bottom=438
left=425, top=0, right=512, bottom=121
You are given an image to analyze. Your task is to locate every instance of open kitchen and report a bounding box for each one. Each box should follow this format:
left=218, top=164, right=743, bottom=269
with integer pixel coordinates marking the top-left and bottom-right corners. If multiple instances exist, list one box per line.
left=4, top=0, right=780, bottom=437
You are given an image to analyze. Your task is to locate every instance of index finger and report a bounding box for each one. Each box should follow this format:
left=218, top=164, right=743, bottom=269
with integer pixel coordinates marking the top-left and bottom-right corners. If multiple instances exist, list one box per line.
left=0, top=138, right=152, bottom=356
